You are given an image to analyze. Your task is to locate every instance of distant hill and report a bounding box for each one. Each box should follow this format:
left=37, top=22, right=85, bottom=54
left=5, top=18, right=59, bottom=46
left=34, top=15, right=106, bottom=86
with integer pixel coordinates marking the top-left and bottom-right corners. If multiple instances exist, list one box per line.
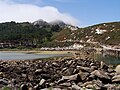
left=53, top=22, right=120, bottom=46
left=0, top=21, right=119, bottom=48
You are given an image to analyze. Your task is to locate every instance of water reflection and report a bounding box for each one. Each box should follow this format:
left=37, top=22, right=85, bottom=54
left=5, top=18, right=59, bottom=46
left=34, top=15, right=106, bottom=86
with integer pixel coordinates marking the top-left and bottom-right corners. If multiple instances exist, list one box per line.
left=94, top=53, right=120, bottom=66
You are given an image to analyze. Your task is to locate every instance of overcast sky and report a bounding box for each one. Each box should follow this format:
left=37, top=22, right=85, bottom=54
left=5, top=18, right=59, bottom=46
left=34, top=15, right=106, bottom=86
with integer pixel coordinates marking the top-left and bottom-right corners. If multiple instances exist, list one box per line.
left=0, top=0, right=120, bottom=27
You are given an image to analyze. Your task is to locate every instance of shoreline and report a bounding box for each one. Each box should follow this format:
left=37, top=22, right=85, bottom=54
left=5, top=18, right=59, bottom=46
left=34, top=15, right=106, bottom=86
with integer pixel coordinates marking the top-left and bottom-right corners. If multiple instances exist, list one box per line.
left=0, top=50, right=77, bottom=54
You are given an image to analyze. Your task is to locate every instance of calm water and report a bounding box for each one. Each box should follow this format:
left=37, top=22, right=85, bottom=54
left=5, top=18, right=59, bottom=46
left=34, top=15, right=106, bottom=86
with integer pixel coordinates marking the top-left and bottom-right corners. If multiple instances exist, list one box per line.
left=0, top=52, right=120, bottom=66
left=94, top=53, right=120, bottom=66
left=0, top=52, right=67, bottom=60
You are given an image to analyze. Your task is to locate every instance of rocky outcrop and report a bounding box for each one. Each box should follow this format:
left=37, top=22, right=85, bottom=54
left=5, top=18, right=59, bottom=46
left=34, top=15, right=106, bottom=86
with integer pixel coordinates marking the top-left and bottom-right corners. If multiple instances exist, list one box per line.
left=0, top=58, right=119, bottom=90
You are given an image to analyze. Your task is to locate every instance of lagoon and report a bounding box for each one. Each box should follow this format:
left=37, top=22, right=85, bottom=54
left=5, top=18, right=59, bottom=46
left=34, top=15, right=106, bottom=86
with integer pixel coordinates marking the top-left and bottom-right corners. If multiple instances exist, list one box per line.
left=0, top=52, right=67, bottom=60
left=0, top=51, right=119, bottom=66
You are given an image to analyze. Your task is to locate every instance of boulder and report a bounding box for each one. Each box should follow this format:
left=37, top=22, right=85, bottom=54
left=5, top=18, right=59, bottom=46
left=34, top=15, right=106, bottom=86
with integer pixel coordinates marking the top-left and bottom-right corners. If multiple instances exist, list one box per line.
left=112, top=74, right=120, bottom=82
left=115, top=65, right=120, bottom=74
left=91, top=70, right=110, bottom=80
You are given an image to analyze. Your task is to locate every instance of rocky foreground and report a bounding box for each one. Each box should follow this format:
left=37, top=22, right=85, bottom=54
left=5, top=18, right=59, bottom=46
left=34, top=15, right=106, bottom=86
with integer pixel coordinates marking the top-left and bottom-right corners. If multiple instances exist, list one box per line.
left=0, top=57, right=120, bottom=90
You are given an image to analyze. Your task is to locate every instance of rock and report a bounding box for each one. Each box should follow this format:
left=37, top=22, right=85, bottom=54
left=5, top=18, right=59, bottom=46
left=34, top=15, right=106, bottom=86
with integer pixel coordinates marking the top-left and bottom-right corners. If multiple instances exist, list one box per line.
left=62, top=68, right=74, bottom=76
left=91, top=70, right=110, bottom=80
left=35, top=69, right=42, bottom=74
left=108, top=68, right=114, bottom=73
left=20, top=84, right=28, bottom=90
left=52, top=62, right=59, bottom=67
left=112, top=74, right=120, bottom=82
left=39, top=79, right=46, bottom=86
left=100, top=61, right=108, bottom=69
left=0, top=78, right=8, bottom=85
left=78, top=72, right=89, bottom=81
left=72, top=84, right=81, bottom=89
left=115, top=65, right=120, bottom=74
left=41, top=88, right=62, bottom=90
left=34, top=84, right=40, bottom=90
left=103, top=84, right=116, bottom=90
left=58, top=74, right=81, bottom=84
left=41, top=74, right=51, bottom=80
left=62, top=74, right=80, bottom=81
left=86, top=84, right=94, bottom=89
left=78, top=66, right=92, bottom=72
left=81, top=80, right=103, bottom=89
left=0, top=58, right=120, bottom=90
left=59, top=82, right=71, bottom=87
left=22, top=73, right=27, bottom=78
left=0, top=72, right=4, bottom=77
left=91, top=66, right=97, bottom=71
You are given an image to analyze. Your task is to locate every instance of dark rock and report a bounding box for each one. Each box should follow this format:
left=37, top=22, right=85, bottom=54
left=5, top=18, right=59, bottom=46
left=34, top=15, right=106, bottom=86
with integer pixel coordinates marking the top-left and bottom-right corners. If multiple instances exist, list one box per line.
left=41, top=74, right=51, bottom=80
left=20, top=84, right=28, bottom=90
left=0, top=58, right=119, bottom=89
left=91, top=70, right=111, bottom=84
left=35, top=69, right=42, bottom=74
left=0, top=78, right=8, bottom=85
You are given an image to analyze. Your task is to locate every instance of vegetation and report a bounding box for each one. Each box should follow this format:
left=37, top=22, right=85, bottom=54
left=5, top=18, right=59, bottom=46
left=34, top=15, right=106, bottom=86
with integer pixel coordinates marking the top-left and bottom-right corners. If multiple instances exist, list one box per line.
left=53, top=22, right=120, bottom=45
left=0, top=21, right=119, bottom=49
left=0, top=21, right=61, bottom=48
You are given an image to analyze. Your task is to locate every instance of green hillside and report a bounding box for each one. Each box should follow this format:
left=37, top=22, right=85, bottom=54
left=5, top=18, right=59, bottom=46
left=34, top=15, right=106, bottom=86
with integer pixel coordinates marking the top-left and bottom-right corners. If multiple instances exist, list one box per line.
left=0, top=21, right=119, bottom=49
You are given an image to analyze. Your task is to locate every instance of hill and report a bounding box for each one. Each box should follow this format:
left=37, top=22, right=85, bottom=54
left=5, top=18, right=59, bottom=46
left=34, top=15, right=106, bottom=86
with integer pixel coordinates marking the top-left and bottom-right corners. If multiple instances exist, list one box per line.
left=0, top=21, right=119, bottom=49
left=53, top=22, right=120, bottom=46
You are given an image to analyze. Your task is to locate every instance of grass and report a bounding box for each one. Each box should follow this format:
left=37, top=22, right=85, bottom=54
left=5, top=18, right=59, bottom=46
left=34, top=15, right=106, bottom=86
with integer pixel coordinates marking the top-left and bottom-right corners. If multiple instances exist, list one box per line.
left=2, top=87, right=11, bottom=90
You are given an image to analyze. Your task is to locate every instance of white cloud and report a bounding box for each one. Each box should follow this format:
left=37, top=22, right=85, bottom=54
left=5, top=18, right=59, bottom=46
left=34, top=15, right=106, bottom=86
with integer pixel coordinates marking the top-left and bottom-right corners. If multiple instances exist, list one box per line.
left=0, top=0, right=79, bottom=26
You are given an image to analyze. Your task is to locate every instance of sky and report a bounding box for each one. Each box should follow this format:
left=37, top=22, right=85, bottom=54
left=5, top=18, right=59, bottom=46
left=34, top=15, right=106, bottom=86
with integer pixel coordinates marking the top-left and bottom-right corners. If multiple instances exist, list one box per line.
left=0, top=0, right=120, bottom=27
